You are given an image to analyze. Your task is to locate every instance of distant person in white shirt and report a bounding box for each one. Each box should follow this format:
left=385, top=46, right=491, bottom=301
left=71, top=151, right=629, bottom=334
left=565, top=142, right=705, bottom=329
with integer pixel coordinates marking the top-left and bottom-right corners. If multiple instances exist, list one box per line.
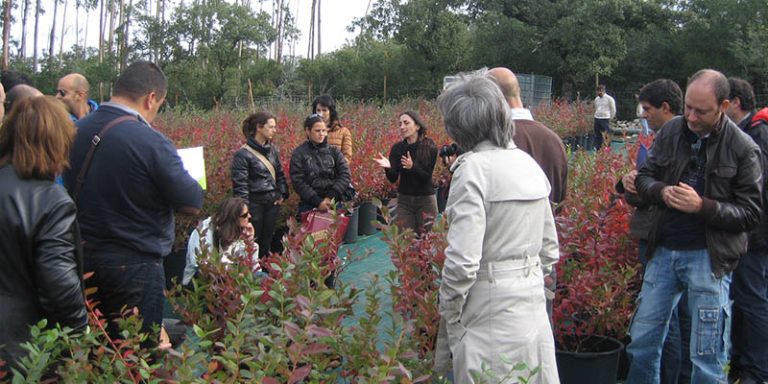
left=594, top=84, right=616, bottom=150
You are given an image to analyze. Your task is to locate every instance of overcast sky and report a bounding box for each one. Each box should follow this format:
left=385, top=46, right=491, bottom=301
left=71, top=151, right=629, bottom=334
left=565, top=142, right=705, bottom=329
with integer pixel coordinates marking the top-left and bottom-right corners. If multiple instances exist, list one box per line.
left=11, top=0, right=373, bottom=60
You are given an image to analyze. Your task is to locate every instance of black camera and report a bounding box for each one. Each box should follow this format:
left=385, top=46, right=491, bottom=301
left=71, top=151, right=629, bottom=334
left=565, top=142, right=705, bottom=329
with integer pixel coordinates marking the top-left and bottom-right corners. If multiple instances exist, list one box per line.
left=439, top=143, right=462, bottom=158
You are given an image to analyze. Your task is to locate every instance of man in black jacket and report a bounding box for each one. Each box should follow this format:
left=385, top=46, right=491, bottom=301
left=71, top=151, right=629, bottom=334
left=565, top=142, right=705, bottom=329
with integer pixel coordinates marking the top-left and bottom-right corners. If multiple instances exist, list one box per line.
left=725, top=77, right=768, bottom=384
left=626, top=69, right=763, bottom=383
left=64, top=61, right=203, bottom=345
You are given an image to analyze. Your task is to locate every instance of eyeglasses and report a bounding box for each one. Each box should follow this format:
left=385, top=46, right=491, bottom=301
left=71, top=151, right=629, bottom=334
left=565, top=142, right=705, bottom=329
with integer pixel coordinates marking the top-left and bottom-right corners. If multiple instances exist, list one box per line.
left=240, top=211, right=251, bottom=218
left=56, top=89, right=68, bottom=97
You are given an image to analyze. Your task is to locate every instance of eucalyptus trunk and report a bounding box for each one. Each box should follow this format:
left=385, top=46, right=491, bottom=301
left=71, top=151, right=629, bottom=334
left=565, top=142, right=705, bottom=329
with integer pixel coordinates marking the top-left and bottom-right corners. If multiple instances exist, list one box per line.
left=2, top=0, right=11, bottom=70
left=316, top=0, right=320, bottom=56
left=19, top=0, right=29, bottom=58
left=59, top=0, right=68, bottom=59
left=107, top=0, right=116, bottom=57
left=307, top=0, right=316, bottom=59
left=33, top=0, right=40, bottom=71
left=49, top=0, right=58, bottom=61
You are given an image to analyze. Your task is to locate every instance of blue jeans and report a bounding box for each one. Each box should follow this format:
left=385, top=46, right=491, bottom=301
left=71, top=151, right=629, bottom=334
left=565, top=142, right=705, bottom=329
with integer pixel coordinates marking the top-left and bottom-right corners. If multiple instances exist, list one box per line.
left=730, top=248, right=768, bottom=382
left=627, top=247, right=731, bottom=384
left=639, top=240, right=692, bottom=384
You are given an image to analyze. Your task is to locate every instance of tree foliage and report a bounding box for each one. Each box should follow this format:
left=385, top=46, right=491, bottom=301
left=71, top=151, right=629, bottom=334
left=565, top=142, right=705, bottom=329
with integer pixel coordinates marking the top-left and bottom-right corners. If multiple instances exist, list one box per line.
left=4, top=0, right=768, bottom=108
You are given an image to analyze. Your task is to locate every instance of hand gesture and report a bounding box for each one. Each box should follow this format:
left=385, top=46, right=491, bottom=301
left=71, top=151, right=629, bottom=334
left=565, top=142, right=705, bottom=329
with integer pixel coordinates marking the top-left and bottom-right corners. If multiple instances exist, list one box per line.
left=622, top=170, right=638, bottom=194
left=662, top=182, right=703, bottom=213
left=374, top=153, right=391, bottom=168
left=241, top=222, right=255, bottom=241
left=401, top=151, right=414, bottom=169
left=318, top=198, right=332, bottom=212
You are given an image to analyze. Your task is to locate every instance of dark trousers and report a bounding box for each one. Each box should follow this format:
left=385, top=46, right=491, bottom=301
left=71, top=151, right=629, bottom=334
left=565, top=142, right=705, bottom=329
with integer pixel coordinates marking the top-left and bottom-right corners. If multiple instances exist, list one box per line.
left=731, top=248, right=768, bottom=382
left=594, top=118, right=610, bottom=150
left=249, top=202, right=280, bottom=259
left=395, top=193, right=437, bottom=235
left=84, top=249, right=165, bottom=347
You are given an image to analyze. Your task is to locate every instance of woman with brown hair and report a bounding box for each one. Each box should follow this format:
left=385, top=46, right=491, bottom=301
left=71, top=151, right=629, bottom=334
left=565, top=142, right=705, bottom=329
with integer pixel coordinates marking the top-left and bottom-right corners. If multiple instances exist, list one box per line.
left=374, top=110, right=438, bottom=234
left=312, top=95, right=352, bottom=165
left=0, top=96, right=87, bottom=371
left=183, top=197, right=259, bottom=285
left=231, top=111, right=289, bottom=258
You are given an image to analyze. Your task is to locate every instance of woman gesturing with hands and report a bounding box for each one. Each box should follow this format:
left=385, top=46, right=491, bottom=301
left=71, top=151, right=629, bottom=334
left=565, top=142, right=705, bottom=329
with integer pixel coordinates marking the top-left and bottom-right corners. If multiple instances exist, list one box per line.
left=374, top=111, right=438, bottom=235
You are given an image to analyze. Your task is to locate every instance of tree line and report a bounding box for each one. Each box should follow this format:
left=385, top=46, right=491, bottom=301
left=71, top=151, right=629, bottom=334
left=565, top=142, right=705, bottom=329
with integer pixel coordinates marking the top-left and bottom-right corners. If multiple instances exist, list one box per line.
left=1, top=0, right=766, bottom=109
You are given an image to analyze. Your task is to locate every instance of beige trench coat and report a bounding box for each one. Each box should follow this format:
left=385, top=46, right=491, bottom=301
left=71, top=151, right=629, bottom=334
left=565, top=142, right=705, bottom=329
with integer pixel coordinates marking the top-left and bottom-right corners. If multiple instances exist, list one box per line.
left=435, top=141, right=560, bottom=383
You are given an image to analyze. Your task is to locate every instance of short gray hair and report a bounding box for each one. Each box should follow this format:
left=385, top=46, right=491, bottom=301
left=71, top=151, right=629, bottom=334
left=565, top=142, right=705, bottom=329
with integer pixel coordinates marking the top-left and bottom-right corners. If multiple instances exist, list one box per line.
left=437, top=68, right=514, bottom=151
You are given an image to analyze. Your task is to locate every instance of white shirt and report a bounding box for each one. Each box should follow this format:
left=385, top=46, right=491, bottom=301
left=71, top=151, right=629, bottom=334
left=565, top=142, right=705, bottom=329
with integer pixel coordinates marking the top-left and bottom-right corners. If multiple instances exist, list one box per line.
left=509, top=107, right=534, bottom=121
left=182, top=217, right=259, bottom=285
left=594, top=94, right=616, bottom=119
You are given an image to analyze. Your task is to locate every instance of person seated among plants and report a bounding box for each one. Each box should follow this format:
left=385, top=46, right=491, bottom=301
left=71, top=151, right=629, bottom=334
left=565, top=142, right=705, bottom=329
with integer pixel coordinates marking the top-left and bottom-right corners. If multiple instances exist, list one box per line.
left=182, top=197, right=259, bottom=286
left=312, top=94, right=353, bottom=165
left=374, top=110, right=438, bottom=235
left=289, top=114, right=352, bottom=216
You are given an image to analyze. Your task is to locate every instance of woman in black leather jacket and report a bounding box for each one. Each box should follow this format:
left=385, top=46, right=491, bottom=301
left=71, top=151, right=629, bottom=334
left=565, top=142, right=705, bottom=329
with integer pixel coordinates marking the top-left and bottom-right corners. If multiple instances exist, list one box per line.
left=231, top=111, right=289, bottom=258
left=290, top=114, right=351, bottom=215
left=0, top=96, right=88, bottom=371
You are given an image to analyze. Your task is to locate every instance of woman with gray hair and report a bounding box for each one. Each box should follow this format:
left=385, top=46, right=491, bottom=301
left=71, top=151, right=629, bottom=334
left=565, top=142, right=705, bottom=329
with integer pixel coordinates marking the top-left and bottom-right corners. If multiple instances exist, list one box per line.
left=434, top=69, right=560, bottom=383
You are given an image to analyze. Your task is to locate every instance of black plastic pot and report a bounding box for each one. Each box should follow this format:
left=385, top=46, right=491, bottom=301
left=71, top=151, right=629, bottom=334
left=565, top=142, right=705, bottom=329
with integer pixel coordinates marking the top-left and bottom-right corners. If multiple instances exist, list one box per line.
left=556, top=335, right=625, bottom=384
left=358, top=201, right=377, bottom=235
left=343, top=208, right=359, bottom=244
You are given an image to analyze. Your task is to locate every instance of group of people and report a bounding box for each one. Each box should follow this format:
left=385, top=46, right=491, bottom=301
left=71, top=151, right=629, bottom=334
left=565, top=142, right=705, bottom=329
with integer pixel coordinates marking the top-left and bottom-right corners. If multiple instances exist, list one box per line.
left=0, top=59, right=447, bottom=374
left=1, top=58, right=766, bottom=384
left=616, top=71, right=768, bottom=384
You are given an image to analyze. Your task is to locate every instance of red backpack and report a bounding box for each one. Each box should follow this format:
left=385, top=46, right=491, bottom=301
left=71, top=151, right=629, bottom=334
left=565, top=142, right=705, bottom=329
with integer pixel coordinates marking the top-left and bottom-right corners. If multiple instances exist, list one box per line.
left=751, top=107, right=768, bottom=128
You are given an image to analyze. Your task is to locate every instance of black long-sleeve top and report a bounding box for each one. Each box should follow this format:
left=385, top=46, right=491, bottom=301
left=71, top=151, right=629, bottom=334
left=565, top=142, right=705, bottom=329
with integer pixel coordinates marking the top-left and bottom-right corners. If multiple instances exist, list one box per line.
left=385, top=137, right=438, bottom=196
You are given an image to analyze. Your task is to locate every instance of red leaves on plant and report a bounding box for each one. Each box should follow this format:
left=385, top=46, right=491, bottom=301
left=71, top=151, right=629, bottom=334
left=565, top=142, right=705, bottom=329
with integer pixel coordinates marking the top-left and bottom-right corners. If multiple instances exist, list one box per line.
left=302, top=343, right=331, bottom=355
left=306, top=325, right=334, bottom=338
left=553, top=148, right=642, bottom=352
left=288, top=364, right=311, bottom=384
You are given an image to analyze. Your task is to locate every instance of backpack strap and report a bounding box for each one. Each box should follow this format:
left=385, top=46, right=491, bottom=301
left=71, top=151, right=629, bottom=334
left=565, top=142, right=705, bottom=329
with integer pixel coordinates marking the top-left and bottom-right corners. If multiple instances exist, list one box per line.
left=72, top=115, right=138, bottom=202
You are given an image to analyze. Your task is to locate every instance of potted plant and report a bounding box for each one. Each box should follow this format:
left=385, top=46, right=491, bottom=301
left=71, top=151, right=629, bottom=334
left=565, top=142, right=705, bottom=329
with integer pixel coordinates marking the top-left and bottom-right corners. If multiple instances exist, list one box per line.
left=553, top=148, right=642, bottom=384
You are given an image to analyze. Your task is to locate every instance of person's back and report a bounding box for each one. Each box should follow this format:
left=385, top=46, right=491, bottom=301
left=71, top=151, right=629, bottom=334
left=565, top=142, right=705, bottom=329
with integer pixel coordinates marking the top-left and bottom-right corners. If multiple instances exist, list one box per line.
left=513, top=119, right=568, bottom=204
left=69, top=107, right=197, bottom=254
left=63, top=61, right=202, bottom=343
left=0, top=96, right=87, bottom=372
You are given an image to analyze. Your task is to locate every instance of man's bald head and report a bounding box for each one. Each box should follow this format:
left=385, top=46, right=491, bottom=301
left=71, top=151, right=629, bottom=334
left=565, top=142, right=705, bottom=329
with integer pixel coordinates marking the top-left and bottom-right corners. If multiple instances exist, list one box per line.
left=488, top=67, right=523, bottom=108
left=59, top=73, right=90, bottom=94
left=6, top=84, right=43, bottom=114
left=56, top=73, right=92, bottom=118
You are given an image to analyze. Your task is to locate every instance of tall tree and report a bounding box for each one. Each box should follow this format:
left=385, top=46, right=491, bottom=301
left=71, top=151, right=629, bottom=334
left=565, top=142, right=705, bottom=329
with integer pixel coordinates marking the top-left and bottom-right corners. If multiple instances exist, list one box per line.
left=307, top=0, right=315, bottom=59
left=2, top=0, right=11, bottom=69
left=48, top=0, right=58, bottom=61
left=19, top=0, right=29, bottom=58
left=59, top=0, right=67, bottom=59
left=33, top=0, right=40, bottom=71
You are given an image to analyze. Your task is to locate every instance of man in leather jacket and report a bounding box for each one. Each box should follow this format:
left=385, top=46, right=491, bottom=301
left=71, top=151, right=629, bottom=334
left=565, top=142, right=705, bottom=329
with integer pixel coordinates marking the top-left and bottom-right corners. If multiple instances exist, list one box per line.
left=626, top=69, right=763, bottom=384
